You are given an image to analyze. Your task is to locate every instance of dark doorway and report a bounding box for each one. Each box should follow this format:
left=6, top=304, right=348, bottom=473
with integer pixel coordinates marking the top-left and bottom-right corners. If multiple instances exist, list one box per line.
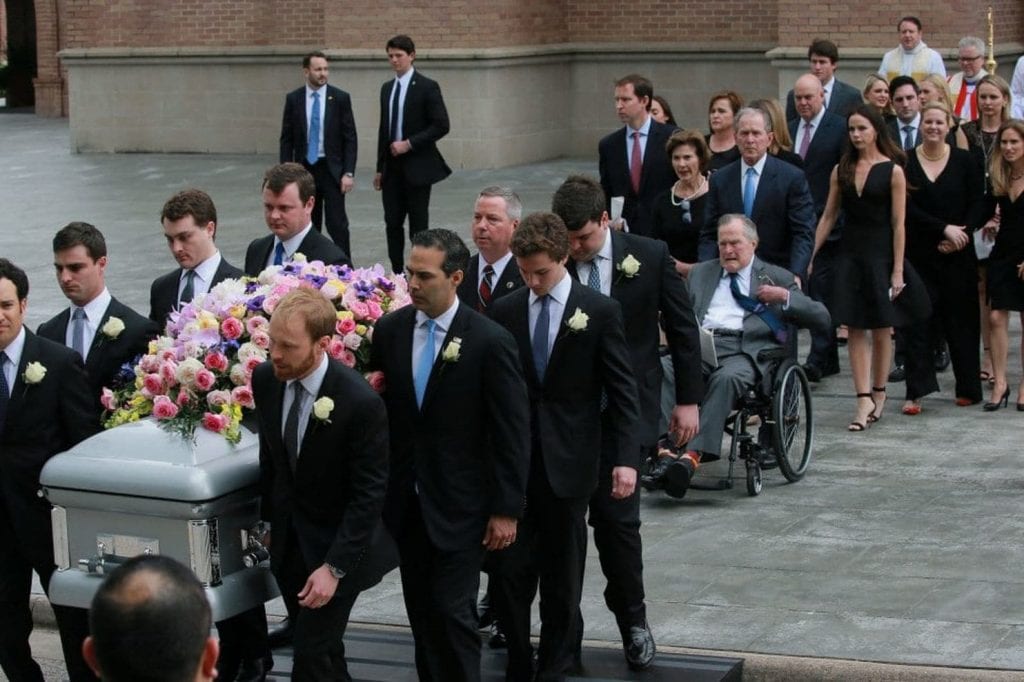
left=2, top=0, right=36, bottom=109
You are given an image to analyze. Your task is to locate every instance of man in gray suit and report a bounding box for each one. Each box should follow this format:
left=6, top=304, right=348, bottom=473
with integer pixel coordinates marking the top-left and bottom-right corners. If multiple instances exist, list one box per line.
left=650, top=214, right=829, bottom=489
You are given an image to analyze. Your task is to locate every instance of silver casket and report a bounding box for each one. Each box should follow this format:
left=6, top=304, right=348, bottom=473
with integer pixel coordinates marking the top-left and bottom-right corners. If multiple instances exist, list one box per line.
left=40, top=418, right=279, bottom=621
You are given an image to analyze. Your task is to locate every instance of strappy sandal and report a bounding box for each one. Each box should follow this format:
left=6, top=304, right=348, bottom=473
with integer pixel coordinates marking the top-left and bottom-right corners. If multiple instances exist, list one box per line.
left=868, top=386, right=886, bottom=423
left=849, top=393, right=874, bottom=431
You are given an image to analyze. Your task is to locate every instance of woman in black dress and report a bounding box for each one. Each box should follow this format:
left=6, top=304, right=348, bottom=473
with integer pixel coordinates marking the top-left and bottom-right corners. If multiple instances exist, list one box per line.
left=984, top=119, right=1024, bottom=410
left=650, top=130, right=710, bottom=277
left=902, top=102, right=985, bottom=413
left=811, top=105, right=929, bottom=430
left=706, top=90, right=742, bottom=173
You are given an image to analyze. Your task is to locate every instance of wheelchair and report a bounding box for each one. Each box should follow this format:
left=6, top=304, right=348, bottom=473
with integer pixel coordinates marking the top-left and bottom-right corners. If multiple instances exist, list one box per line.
left=690, top=346, right=814, bottom=496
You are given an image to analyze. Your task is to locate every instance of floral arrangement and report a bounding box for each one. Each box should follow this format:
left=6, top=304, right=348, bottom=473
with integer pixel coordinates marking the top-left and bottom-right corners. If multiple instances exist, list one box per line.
left=102, top=257, right=409, bottom=443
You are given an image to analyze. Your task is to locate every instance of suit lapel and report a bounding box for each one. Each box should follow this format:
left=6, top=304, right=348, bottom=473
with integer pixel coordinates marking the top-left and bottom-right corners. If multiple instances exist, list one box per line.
left=6, top=331, right=38, bottom=425
left=298, top=363, right=333, bottom=459
left=753, top=157, right=776, bottom=216
left=85, top=299, right=117, bottom=375
left=609, top=231, right=626, bottom=296
left=640, top=124, right=662, bottom=191
left=390, top=308, right=417, bottom=406
left=545, top=285, right=580, bottom=379
left=694, top=265, right=721, bottom=321
left=421, top=305, right=468, bottom=410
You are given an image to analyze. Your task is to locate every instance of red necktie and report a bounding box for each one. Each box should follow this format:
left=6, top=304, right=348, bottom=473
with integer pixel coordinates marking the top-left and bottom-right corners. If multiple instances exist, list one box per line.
left=478, top=264, right=494, bottom=311
left=630, top=131, right=642, bottom=194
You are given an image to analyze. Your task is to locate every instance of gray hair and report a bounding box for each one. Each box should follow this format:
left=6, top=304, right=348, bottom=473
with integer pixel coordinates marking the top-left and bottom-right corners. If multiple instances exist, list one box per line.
left=957, top=36, right=985, bottom=55
left=718, top=213, right=759, bottom=242
left=477, top=186, right=522, bottom=221
left=734, top=107, right=772, bottom=133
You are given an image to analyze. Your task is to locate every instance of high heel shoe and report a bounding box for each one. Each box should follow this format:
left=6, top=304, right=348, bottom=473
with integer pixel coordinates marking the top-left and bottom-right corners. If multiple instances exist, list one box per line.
left=902, top=400, right=922, bottom=415
left=868, top=386, right=886, bottom=423
left=849, top=393, right=874, bottom=431
left=983, top=388, right=1010, bottom=412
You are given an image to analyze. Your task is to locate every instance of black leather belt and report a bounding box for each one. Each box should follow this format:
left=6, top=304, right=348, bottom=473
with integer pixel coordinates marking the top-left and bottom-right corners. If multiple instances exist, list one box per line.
left=710, top=328, right=742, bottom=337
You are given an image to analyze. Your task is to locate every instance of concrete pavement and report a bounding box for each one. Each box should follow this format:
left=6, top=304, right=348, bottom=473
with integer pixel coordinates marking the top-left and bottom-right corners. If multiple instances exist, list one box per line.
left=3, top=112, right=1023, bottom=680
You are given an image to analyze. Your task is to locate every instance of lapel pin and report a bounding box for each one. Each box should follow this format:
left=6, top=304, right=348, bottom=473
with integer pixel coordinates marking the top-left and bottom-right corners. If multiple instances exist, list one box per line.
left=505, top=282, right=514, bottom=289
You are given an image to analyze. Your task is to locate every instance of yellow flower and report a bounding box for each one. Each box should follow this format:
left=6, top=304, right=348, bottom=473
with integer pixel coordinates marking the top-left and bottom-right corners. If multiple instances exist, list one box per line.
left=337, top=310, right=354, bottom=321
left=355, top=324, right=367, bottom=335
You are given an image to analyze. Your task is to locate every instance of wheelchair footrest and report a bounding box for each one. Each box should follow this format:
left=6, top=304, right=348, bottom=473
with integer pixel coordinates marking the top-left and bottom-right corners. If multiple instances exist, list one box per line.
left=689, top=478, right=734, bottom=491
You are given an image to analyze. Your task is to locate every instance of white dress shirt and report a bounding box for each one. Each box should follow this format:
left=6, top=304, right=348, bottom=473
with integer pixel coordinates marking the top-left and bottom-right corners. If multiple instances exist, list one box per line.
left=529, top=272, right=571, bottom=358
left=266, top=224, right=314, bottom=268
left=702, top=263, right=753, bottom=331
left=390, top=68, right=415, bottom=142
left=305, top=83, right=327, bottom=160
left=64, top=287, right=112, bottom=361
left=573, top=228, right=614, bottom=296
left=1, top=326, right=26, bottom=390
left=625, top=114, right=652, bottom=170
left=280, top=352, right=329, bottom=457
left=821, top=76, right=836, bottom=110
left=412, top=297, right=459, bottom=376
left=178, top=251, right=223, bottom=303
left=898, top=113, right=922, bottom=148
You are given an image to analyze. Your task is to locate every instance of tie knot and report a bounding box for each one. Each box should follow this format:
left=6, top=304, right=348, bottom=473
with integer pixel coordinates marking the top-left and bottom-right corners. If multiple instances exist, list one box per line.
left=538, top=294, right=549, bottom=309
left=632, top=130, right=641, bottom=140
left=0, top=351, right=7, bottom=366
left=482, top=264, right=495, bottom=276
left=72, top=307, right=86, bottom=320
left=184, top=269, right=196, bottom=281
left=804, top=121, right=813, bottom=130
left=312, top=90, right=319, bottom=100
left=746, top=167, right=756, bottom=177
left=425, top=319, right=437, bottom=333
left=903, top=125, right=913, bottom=132
left=292, top=381, right=305, bottom=398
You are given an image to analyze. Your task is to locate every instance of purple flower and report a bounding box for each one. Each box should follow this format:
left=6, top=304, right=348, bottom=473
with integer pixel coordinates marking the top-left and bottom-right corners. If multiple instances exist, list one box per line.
left=246, top=296, right=266, bottom=312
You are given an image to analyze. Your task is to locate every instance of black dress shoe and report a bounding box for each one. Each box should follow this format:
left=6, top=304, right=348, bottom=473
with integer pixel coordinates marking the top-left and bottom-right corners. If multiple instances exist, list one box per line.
left=888, top=364, right=906, bottom=382
left=801, top=363, right=823, bottom=382
left=267, top=618, right=293, bottom=649
left=934, top=349, right=950, bottom=372
left=234, top=658, right=267, bottom=682
left=663, top=456, right=696, bottom=499
left=623, top=624, right=656, bottom=670
left=640, top=455, right=674, bottom=491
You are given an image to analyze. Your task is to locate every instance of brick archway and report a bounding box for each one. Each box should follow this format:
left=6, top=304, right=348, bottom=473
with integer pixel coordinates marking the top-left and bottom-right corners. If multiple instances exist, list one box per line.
left=32, top=0, right=62, bottom=115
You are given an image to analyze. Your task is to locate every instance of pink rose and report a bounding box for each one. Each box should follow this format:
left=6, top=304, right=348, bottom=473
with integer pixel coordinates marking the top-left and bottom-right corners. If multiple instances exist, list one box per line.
left=159, top=361, right=177, bottom=384
left=194, top=369, right=216, bottom=392
left=366, top=301, right=383, bottom=320
left=139, top=354, right=160, bottom=373
left=340, top=349, right=356, bottom=368
left=262, top=295, right=280, bottom=314
left=231, top=385, right=255, bottom=409
left=202, top=412, right=229, bottom=433
left=221, top=317, right=244, bottom=340
left=244, top=357, right=264, bottom=374
left=337, top=318, right=357, bottom=335
left=159, top=349, right=177, bottom=362
left=349, top=301, right=370, bottom=320
left=206, top=390, right=231, bottom=407
left=251, top=330, right=270, bottom=350
left=204, top=351, right=229, bottom=372
left=143, top=373, right=164, bottom=396
left=365, top=370, right=386, bottom=393
left=100, top=388, right=117, bottom=411
left=246, top=315, right=269, bottom=335
left=176, top=388, right=190, bottom=406
left=152, top=395, right=180, bottom=419
left=327, top=337, right=346, bottom=360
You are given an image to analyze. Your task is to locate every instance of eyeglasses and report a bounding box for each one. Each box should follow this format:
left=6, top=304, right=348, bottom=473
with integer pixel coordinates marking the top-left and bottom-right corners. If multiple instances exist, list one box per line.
left=959, top=55, right=983, bottom=63
left=679, top=198, right=691, bottom=224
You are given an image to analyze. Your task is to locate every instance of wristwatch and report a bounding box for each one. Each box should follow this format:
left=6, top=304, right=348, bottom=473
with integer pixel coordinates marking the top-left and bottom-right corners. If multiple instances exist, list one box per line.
left=343, top=172, right=354, bottom=178
left=325, top=563, right=346, bottom=579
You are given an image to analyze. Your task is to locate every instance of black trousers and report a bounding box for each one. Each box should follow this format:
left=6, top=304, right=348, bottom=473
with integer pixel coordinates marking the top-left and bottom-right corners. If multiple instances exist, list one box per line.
left=214, top=605, right=271, bottom=680
left=306, top=159, right=351, bottom=258
left=396, top=498, right=483, bottom=682
left=495, top=458, right=590, bottom=682
left=381, top=159, right=432, bottom=274
left=806, top=239, right=840, bottom=371
left=904, top=252, right=982, bottom=402
left=0, top=500, right=95, bottom=682
left=274, top=531, right=359, bottom=682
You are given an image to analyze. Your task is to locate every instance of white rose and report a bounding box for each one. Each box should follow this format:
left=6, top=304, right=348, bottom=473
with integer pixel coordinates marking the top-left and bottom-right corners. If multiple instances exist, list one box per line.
left=442, top=338, right=462, bottom=362
left=566, top=308, right=589, bottom=332
left=313, top=396, right=334, bottom=421
left=618, top=254, right=641, bottom=277
left=23, top=362, right=47, bottom=384
left=174, top=357, right=205, bottom=386
left=101, top=316, right=125, bottom=339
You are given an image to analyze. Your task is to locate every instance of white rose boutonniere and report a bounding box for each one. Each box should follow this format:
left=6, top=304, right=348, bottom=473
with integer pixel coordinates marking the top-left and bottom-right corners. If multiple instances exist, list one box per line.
left=566, top=308, right=589, bottom=333
left=442, top=337, right=462, bottom=363
left=23, top=361, right=47, bottom=385
left=101, top=316, right=125, bottom=340
left=617, top=254, right=641, bottom=278
left=312, top=396, right=335, bottom=423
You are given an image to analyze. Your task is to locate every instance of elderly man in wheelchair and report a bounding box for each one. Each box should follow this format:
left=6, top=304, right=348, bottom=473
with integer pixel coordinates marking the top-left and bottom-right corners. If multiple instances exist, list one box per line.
left=643, top=214, right=831, bottom=497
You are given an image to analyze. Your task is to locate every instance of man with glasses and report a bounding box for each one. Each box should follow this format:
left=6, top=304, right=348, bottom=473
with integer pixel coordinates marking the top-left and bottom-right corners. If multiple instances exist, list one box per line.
left=948, top=37, right=988, bottom=122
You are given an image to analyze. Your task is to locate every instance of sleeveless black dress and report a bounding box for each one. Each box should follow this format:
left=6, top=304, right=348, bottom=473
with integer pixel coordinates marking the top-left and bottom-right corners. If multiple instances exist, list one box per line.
left=987, top=192, right=1024, bottom=311
left=831, top=161, right=931, bottom=328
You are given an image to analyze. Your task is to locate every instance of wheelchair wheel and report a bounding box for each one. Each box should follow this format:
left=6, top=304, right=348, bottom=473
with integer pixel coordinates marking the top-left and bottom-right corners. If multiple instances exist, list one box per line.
left=771, top=363, right=813, bottom=482
left=745, top=461, right=762, bottom=496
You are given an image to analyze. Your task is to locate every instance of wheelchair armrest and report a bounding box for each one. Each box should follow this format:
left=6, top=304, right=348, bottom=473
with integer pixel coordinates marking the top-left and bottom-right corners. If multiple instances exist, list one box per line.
left=756, top=347, right=790, bottom=363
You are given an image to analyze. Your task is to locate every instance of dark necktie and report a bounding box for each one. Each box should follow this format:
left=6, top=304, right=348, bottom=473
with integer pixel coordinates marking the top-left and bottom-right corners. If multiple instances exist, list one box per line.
left=902, top=125, right=915, bottom=151
left=0, top=351, right=9, bottom=434
left=390, top=80, right=402, bottom=142
left=729, top=272, right=787, bottom=343
left=273, top=241, right=286, bottom=266
left=307, top=91, right=321, bottom=165
left=798, top=121, right=813, bottom=159
left=630, top=130, right=642, bottom=194
left=283, top=381, right=305, bottom=472
left=180, top=269, right=196, bottom=305
left=478, top=264, right=494, bottom=311
left=586, top=259, right=601, bottom=292
left=532, top=295, right=550, bottom=381
left=71, top=307, right=87, bottom=359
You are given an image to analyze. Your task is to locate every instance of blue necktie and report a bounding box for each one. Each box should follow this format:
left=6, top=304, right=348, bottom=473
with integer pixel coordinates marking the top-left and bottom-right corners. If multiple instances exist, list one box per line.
left=587, top=259, right=601, bottom=292
left=729, top=273, right=787, bottom=343
left=532, top=296, right=550, bottom=381
left=71, top=307, right=87, bottom=359
left=0, top=351, right=9, bottom=433
left=743, top=166, right=757, bottom=217
left=307, top=91, right=321, bottom=165
left=390, top=80, right=402, bottom=141
left=273, top=241, right=286, bottom=266
left=414, top=320, right=436, bottom=407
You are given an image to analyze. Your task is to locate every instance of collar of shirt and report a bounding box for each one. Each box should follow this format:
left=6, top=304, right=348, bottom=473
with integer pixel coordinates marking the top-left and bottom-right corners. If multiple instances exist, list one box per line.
left=743, top=153, right=769, bottom=177
left=625, top=114, right=652, bottom=144
left=721, top=261, right=754, bottom=293
left=900, top=113, right=921, bottom=131
left=804, top=106, right=826, bottom=129
left=305, top=83, right=327, bottom=99
left=574, top=228, right=613, bottom=294
left=79, top=287, right=113, bottom=326
left=287, top=351, right=329, bottom=403
left=529, top=271, right=572, bottom=308
left=481, top=251, right=514, bottom=288
left=1, top=326, right=27, bottom=384
left=821, top=75, right=836, bottom=95
left=185, top=251, right=223, bottom=290
left=415, top=296, right=460, bottom=335
left=394, top=68, right=415, bottom=90
left=278, top=224, right=313, bottom=260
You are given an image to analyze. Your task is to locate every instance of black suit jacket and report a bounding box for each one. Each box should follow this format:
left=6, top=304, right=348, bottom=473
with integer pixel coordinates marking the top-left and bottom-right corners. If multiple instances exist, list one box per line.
left=598, top=120, right=678, bottom=237
left=568, top=232, right=702, bottom=446
left=376, top=70, right=451, bottom=187
left=370, top=302, right=529, bottom=552
left=149, top=257, right=243, bottom=325
left=785, top=78, right=862, bottom=122
left=279, top=84, right=357, bottom=184
left=490, top=280, right=641, bottom=496
left=243, top=231, right=352, bottom=277
left=455, top=254, right=524, bottom=314
left=0, top=331, right=100, bottom=557
left=37, top=297, right=158, bottom=410
left=253, top=359, right=395, bottom=595
left=787, top=110, right=847, bottom=215
left=699, top=155, right=817, bottom=278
